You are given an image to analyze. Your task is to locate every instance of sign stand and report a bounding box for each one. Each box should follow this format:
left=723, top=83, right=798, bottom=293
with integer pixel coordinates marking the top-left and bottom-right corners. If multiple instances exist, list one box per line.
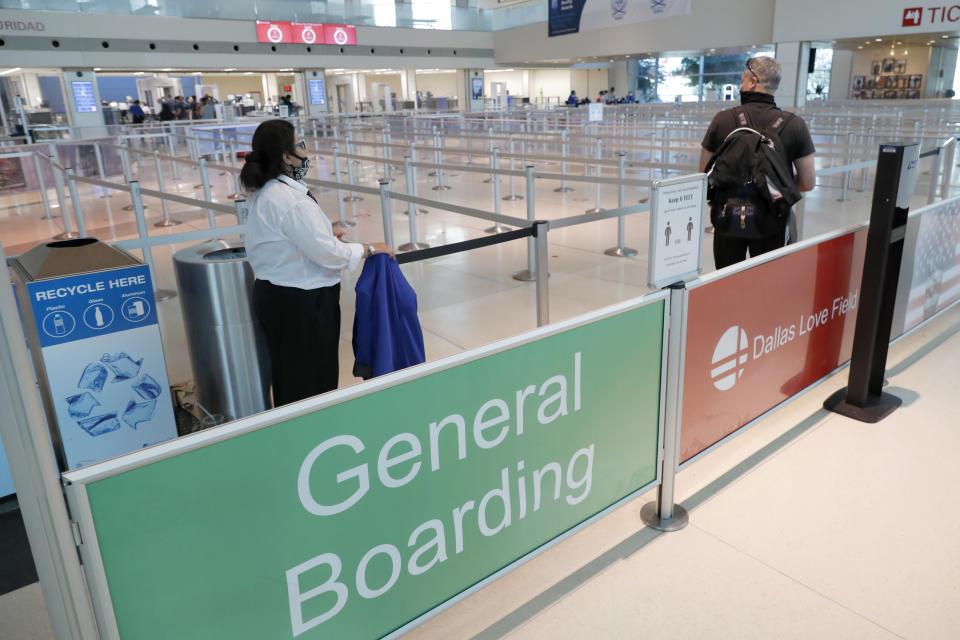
left=647, top=173, right=707, bottom=288
left=824, top=142, right=920, bottom=422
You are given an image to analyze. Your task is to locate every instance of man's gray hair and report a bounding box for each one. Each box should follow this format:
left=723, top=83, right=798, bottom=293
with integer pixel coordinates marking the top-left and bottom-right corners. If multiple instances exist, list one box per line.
left=748, top=56, right=781, bottom=92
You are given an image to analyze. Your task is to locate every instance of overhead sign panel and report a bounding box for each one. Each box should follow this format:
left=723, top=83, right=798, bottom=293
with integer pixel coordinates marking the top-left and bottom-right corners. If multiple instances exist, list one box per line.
left=256, top=20, right=293, bottom=44
left=292, top=22, right=323, bottom=45
left=324, top=23, right=356, bottom=46
left=255, top=20, right=356, bottom=45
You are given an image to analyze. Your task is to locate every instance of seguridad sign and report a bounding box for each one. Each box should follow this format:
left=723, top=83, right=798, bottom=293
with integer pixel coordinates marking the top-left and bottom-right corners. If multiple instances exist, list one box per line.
left=680, top=230, right=867, bottom=463
left=65, top=299, right=665, bottom=639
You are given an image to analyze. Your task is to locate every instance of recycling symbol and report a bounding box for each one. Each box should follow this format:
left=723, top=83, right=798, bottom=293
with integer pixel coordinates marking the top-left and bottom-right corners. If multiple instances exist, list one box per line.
left=65, top=352, right=161, bottom=437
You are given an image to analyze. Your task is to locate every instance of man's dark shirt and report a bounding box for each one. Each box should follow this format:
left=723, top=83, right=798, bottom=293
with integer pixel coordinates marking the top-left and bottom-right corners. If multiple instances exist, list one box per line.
left=702, top=92, right=815, bottom=171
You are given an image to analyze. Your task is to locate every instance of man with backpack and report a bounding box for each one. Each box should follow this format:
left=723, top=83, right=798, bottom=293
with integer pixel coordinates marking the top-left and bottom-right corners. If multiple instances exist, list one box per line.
left=699, top=56, right=816, bottom=269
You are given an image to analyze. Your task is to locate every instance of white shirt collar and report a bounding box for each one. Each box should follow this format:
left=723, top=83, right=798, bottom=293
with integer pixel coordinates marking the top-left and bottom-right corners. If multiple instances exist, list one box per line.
left=277, top=174, right=307, bottom=193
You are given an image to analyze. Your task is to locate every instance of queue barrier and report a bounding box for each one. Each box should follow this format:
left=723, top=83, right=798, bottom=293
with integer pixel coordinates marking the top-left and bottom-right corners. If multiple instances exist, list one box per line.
left=4, top=133, right=960, bottom=638
left=59, top=254, right=670, bottom=640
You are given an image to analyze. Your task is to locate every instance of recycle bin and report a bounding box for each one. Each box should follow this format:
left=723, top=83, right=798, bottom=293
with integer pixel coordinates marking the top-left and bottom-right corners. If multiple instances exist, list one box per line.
left=9, top=238, right=178, bottom=470
left=172, top=240, right=270, bottom=422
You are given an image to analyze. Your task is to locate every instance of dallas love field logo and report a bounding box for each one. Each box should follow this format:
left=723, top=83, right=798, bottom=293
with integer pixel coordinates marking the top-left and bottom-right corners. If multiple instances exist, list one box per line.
left=709, top=290, right=860, bottom=392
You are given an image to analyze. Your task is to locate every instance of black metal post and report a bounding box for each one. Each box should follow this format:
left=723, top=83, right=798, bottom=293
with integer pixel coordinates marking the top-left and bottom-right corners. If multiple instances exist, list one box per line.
left=824, top=142, right=920, bottom=422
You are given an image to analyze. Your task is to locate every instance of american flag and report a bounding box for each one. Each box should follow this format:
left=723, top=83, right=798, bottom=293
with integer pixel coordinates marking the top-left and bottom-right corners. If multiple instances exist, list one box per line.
left=904, top=199, right=960, bottom=330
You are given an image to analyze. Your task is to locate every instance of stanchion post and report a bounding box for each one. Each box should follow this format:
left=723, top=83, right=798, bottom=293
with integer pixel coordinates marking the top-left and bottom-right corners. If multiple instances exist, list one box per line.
left=234, top=197, right=248, bottom=225
left=129, top=180, right=170, bottom=300
left=431, top=127, right=450, bottom=190
left=485, top=147, right=506, bottom=234
left=640, top=283, right=690, bottom=531
left=381, top=127, right=393, bottom=182
left=400, top=155, right=429, bottom=251
left=64, top=167, right=87, bottom=238
left=503, top=135, right=522, bottom=201
left=604, top=151, right=638, bottom=257
left=93, top=142, right=111, bottom=199
left=838, top=131, right=854, bottom=202
left=378, top=178, right=395, bottom=247
left=483, top=126, right=496, bottom=183
left=533, top=220, right=550, bottom=327
left=32, top=152, right=54, bottom=220
left=344, top=132, right=363, bottom=202
left=166, top=125, right=181, bottom=182
left=554, top=128, right=573, bottom=193
left=940, top=137, right=956, bottom=199
left=153, top=150, right=180, bottom=227
left=199, top=157, right=216, bottom=229
left=512, top=165, right=537, bottom=281
left=332, top=143, right=356, bottom=229
left=49, top=155, right=77, bottom=239
left=586, top=138, right=605, bottom=213
left=926, top=144, right=943, bottom=205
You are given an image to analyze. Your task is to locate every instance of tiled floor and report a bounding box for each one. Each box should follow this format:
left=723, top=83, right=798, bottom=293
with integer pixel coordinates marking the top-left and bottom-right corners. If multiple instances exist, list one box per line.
left=1, top=130, right=957, bottom=639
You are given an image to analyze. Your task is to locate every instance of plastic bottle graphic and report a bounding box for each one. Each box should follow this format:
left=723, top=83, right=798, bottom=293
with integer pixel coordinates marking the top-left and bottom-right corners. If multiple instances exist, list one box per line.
left=94, top=306, right=104, bottom=327
left=53, top=313, right=66, bottom=335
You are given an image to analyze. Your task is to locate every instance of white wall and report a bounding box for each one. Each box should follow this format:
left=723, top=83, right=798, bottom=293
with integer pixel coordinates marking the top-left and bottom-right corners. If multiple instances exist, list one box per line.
left=416, top=73, right=458, bottom=98
left=493, top=0, right=773, bottom=65
left=529, top=69, right=573, bottom=103
left=485, top=70, right=526, bottom=96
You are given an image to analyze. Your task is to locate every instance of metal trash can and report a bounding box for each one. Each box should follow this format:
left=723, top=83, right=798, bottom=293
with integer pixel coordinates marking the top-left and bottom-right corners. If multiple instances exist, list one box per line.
left=172, top=240, right=270, bottom=421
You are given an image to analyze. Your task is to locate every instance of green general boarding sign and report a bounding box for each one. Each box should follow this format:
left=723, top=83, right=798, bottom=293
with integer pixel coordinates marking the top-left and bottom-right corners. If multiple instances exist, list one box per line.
left=68, top=300, right=665, bottom=639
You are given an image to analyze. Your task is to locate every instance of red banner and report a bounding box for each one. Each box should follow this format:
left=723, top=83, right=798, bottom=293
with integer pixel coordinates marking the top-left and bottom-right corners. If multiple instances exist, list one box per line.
left=292, top=22, right=323, bottom=45
left=256, top=20, right=293, bottom=44
left=324, top=24, right=356, bottom=46
left=680, top=230, right=868, bottom=463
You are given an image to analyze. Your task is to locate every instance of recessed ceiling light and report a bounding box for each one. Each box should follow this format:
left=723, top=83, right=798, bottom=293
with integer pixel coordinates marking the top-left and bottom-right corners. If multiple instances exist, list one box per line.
left=942, top=34, right=950, bottom=38
left=857, top=46, right=863, bottom=50
left=896, top=41, right=902, bottom=45
left=875, top=38, right=882, bottom=41
left=904, top=50, right=908, bottom=54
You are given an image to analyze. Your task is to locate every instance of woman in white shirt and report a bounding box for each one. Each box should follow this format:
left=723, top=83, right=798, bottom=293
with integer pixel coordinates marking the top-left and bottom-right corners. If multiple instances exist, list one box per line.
left=242, top=119, right=393, bottom=406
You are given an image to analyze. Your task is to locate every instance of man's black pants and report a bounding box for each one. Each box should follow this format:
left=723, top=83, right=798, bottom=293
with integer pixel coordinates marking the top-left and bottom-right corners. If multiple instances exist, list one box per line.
left=713, top=230, right=786, bottom=270
left=252, top=279, right=341, bottom=407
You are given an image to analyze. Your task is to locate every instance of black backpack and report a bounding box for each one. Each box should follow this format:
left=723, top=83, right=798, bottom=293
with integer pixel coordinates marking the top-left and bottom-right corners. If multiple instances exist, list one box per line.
left=705, top=107, right=802, bottom=239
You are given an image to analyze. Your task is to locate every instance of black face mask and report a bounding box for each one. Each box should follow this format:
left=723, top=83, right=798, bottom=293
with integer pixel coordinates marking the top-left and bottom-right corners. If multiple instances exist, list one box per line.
left=286, top=152, right=310, bottom=181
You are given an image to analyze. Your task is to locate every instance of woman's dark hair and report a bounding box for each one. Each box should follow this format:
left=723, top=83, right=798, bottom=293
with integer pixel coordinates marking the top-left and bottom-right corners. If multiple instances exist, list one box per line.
left=240, top=119, right=296, bottom=191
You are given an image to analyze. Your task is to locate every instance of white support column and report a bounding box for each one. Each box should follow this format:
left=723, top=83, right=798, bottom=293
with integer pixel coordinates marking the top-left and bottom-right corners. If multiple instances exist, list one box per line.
left=774, top=41, right=811, bottom=108
left=830, top=50, right=854, bottom=100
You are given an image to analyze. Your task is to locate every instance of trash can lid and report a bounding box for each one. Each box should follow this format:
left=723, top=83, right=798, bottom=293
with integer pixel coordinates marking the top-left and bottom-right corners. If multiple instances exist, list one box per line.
left=204, top=247, right=247, bottom=261
left=13, top=238, right=140, bottom=281
left=172, top=240, right=245, bottom=265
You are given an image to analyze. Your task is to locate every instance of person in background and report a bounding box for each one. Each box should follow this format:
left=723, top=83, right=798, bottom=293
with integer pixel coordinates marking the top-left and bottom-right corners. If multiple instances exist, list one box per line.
left=200, top=96, right=217, bottom=119
left=566, top=90, right=578, bottom=106
left=158, top=98, right=175, bottom=121
left=699, top=56, right=815, bottom=268
left=184, top=95, right=196, bottom=119
left=598, top=90, right=606, bottom=103
left=128, top=100, right=145, bottom=124
left=623, top=91, right=636, bottom=104
left=242, top=119, right=395, bottom=406
left=606, top=87, right=618, bottom=104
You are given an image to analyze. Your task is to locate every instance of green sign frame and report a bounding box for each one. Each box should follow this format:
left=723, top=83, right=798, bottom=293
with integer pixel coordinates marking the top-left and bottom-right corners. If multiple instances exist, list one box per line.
left=64, top=293, right=668, bottom=640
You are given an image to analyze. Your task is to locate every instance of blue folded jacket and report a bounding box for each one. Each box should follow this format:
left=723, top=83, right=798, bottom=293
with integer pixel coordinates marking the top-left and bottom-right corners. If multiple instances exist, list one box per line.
left=352, top=254, right=426, bottom=380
